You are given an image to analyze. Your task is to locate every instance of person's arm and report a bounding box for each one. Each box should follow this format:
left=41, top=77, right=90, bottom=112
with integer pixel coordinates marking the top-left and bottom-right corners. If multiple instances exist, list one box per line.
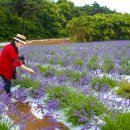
left=20, top=64, right=34, bottom=73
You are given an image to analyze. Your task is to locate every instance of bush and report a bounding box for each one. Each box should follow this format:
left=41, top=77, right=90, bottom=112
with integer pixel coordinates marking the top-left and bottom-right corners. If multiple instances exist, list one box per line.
left=116, top=81, right=130, bottom=99
left=74, top=58, right=83, bottom=66
left=38, top=65, right=61, bottom=77
left=64, top=69, right=86, bottom=82
left=86, top=54, right=99, bottom=70
left=101, top=55, right=115, bottom=73
left=13, top=76, right=40, bottom=89
left=0, top=122, right=8, bottom=130
left=91, top=75, right=118, bottom=91
left=46, top=85, right=105, bottom=125
left=101, top=112, right=130, bottom=130
left=119, top=57, right=130, bottom=75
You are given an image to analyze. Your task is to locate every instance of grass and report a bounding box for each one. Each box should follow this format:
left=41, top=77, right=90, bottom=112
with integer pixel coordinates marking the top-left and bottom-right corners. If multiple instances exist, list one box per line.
left=38, top=65, right=61, bottom=77
left=101, top=112, right=130, bottom=130
left=38, top=65, right=86, bottom=82
left=0, top=118, right=13, bottom=130
left=13, top=76, right=40, bottom=89
left=91, top=75, right=118, bottom=91
left=74, top=58, right=83, bottom=66
left=64, top=69, right=86, bottom=82
left=101, top=55, right=115, bottom=73
left=86, top=54, right=99, bottom=70
left=46, top=85, right=105, bottom=125
left=116, top=81, right=130, bottom=99
left=0, top=122, right=8, bottom=130
left=0, top=46, right=4, bottom=48
left=119, top=57, right=130, bottom=75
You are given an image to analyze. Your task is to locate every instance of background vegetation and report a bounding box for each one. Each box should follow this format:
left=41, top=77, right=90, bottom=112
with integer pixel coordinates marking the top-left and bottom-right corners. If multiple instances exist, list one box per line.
left=1, top=0, right=130, bottom=42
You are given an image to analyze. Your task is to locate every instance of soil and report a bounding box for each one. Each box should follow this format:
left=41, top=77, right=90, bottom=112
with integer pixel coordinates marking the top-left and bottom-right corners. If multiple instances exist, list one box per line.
left=26, top=39, right=73, bottom=46
left=0, top=88, right=69, bottom=130
left=6, top=101, right=69, bottom=130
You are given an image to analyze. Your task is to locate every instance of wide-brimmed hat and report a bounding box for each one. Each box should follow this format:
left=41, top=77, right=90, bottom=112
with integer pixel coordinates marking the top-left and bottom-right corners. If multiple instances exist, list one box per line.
left=13, top=34, right=27, bottom=44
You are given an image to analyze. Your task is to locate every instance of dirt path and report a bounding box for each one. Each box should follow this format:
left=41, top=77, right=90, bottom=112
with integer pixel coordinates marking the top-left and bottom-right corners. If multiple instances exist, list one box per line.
left=26, top=39, right=72, bottom=46
left=6, top=101, right=69, bottom=130
left=0, top=87, right=69, bottom=130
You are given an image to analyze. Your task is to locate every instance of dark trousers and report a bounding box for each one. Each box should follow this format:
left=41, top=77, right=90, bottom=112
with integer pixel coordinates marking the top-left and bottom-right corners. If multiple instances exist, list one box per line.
left=1, top=75, right=12, bottom=96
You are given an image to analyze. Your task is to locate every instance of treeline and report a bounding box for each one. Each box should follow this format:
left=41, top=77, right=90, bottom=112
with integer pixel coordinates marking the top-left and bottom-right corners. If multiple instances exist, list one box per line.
left=67, top=14, right=130, bottom=42
left=0, top=0, right=129, bottom=42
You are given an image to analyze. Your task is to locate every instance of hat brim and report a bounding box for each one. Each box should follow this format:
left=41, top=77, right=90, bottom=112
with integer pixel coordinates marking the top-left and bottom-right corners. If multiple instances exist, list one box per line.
left=13, top=37, right=27, bottom=44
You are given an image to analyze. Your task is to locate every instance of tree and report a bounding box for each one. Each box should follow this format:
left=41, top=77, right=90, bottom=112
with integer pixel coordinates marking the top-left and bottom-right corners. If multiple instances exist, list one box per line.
left=10, top=0, right=39, bottom=34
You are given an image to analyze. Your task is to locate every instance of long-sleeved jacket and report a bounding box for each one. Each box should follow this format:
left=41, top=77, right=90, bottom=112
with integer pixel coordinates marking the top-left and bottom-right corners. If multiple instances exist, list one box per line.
left=0, top=43, right=22, bottom=80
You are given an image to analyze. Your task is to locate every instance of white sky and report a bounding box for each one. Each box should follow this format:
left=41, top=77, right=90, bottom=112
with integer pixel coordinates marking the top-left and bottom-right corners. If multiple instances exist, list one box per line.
left=70, top=0, right=130, bottom=13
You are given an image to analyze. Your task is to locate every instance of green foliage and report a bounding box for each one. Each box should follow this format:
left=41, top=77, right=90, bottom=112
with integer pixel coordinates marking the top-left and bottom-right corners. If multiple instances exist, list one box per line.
left=74, top=58, right=83, bottom=66
left=0, top=46, right=4, bottom=48
left=38, top=65, right=53, bottom=73
left=0, top=122, right=8, bottom=130
left=46, top=85, right=105, bottom=125
left=57, top=59, right=64, bottom=66
left=116, top=81, right=130, bottom=99
left=48, top=57, right=55, bottom=65
left=64, top=69, right=86, bottom=82
left=86, top=54, right=99, bottom=70
left=91, top=75, right=118, bottom=91
left=119, top=57, right=130, bottom=75
left=0, top=117, right=13, bottom=130
left=13, top=76, right=40, bottom=89
left=71, top=52, right=76, bottom=57
left=38, top=65, right=61, bottom=77
left=101, top=112, right=130, bottom=130
left=66, top=16, right=94, bottom=42
left=101, top=55, right=115, bottom=73
left=67, top=14, right=130, bottom=42
left=38, top=65, right=86, bottom=81
left=65, top=94, right=105, bottom=125
left=0, top=0, right=130, bottom=41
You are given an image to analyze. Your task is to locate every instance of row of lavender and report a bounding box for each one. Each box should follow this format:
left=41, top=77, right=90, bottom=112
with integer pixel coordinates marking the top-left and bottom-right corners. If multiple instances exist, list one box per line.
left=0, top=41, right=130, bottom=130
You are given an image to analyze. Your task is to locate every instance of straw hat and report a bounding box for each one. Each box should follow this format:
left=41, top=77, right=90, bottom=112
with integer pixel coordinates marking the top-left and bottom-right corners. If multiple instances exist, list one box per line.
left=13, top=34, right=27, bottom=44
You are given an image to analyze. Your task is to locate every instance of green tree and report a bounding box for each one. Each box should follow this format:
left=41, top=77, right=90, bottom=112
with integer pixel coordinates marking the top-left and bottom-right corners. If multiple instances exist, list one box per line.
left=10, top=0, right=39, bottom=34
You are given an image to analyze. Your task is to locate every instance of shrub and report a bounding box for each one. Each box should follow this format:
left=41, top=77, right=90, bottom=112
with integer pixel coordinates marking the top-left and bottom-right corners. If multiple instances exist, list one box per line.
left=0, top=119, right=13, bottom=130
left=13, top=76, right=40, bottom=89
left=101, top=55, right=114, bottom=73
left=71, top=52, right=76, bottom=57
left=91, top=75, right=118, bottom=91
left=116, top=81, right=130, bottom=99
left=64, top=69, right=86, bottom=82
left=119, top=57, right=130, bottom=75
left=65, top=94, right=105, bottom=125
left=0, top=122, right=8, bottom=130
left=86, top=54, right=99, bottom=70
left=38, top=65, right=61, bottom=77
left=101, top=112, right=130, bottom=130
left=0, top=46, right=4, bottom=48
left=74, top=58, right=83, bottom=66
left=38, top=65, right=54, bottom=73
left=57, top=58, right=64, bottom=66
left=46, top=85, right=105, bottom=125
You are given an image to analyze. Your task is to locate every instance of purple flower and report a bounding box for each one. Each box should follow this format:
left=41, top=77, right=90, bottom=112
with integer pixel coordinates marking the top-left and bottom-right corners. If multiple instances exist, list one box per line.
left=47, top=99, right=59, bottom=110
left=79, top=115, right=88, bottom=122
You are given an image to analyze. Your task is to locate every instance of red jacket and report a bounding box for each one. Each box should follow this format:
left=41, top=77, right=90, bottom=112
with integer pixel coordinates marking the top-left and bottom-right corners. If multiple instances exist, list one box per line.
left=0, top=43, right=22, bottom=80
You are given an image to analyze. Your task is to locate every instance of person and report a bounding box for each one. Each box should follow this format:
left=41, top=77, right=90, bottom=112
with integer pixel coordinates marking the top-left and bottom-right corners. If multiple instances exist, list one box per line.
left=0, top=34, right=34, bottom=103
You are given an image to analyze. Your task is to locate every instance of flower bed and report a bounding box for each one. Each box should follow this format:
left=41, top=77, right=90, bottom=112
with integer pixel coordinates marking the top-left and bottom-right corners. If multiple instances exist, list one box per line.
left=0, top=40, right=130, bottom=130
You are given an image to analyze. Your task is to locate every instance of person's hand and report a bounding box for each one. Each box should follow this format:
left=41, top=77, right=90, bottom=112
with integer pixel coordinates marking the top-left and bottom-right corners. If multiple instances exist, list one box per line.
left=28, top=68, right=35, bottom=74
left=20, top=64, right=35, bottom=74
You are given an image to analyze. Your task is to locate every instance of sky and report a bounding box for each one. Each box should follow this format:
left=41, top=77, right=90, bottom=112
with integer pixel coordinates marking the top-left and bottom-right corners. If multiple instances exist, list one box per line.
left=70, top=0, right=130, bottom=14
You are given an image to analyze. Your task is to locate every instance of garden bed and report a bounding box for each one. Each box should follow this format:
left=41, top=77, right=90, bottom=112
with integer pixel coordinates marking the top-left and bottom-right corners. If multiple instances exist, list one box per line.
left=0, top=40, right=130, bottom=130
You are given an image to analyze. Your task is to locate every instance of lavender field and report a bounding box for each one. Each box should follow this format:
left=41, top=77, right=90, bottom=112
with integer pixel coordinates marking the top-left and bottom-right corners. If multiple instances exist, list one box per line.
left=0, top=40, right=130, bottom=130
